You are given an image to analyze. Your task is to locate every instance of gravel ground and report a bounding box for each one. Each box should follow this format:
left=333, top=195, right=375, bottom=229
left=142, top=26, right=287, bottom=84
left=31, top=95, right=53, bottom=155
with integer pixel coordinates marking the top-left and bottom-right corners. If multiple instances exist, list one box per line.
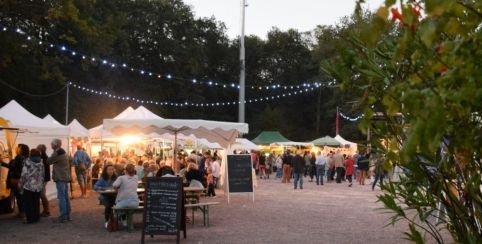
left=0, top=177, right=436, bottom=244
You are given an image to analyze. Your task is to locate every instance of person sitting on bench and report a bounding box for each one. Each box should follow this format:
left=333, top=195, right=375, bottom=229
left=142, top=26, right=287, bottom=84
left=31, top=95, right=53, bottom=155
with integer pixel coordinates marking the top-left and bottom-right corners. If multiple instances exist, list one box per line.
left=113, top=164, right=139, bottom=226
left=94, top=164, right=117, bottom=229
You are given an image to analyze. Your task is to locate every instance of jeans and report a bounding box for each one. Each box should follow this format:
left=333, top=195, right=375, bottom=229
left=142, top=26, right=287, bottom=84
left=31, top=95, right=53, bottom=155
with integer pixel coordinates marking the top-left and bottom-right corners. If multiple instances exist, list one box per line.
left=276, top=167, right=282, bottom=178
left=101, top=195, right=115, bottom=222
left=55, top=181, right=71, bottom=220
left=315, top=165, right=325, bottom=185
left=336, top=167, right=344, bottom=183
left=293, top=173, right=303, bottom=189
left=116, top=198, right=139, bottom=208
left=372, top=174, right=385, bottom=190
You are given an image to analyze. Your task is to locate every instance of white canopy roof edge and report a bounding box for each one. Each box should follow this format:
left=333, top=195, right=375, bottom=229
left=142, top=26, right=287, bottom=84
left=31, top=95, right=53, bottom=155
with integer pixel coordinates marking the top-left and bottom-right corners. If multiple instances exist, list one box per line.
left=68, top=119, right=89, bottom=137
left=269, top=141, right=314, bottom=147
left=0, top=100, right=69, bottom=137
left=103, top=118, right=248, bottom=148
left=89, top=106, right=135, bottom=138
left=231, top=138, right=258, bottom=151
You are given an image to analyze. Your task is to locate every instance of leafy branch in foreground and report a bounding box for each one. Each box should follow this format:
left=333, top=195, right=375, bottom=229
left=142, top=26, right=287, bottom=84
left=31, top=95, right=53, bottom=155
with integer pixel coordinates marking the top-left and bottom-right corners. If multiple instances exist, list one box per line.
left=325, top=0, right=482, bottom=243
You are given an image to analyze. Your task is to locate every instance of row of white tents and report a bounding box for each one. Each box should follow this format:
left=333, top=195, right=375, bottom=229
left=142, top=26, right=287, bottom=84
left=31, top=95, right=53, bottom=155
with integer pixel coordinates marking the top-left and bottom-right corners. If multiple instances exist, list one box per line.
left=0, top=100, right=254, bottom=199
left=0, top=100, right=256, bottom=154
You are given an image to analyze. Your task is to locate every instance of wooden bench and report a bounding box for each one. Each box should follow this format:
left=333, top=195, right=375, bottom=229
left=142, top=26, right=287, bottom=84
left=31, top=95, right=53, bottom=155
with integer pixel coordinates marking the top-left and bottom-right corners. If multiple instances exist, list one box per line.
left=112, top=206, right=144, bottom=232
left=184, top=202, right=220, bottom=227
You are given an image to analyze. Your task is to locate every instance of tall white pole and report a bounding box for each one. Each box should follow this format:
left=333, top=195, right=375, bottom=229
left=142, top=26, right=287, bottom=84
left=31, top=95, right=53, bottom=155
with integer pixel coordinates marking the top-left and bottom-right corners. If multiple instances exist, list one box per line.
left=238, top=0, right=246, bottom=123
left=65, top=82, right=70, bottom=125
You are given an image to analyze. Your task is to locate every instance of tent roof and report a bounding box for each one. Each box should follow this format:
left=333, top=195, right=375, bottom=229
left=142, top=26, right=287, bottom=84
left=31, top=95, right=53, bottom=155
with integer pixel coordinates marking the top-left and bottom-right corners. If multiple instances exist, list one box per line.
left=334, top=135, right=357, bottom=147
left=251, top=131, right=290, bottom=145
left=68, top=119, right=89, bottom=137
left=311, top=136, right=342, bottom=146
left=270, top=141, right=314, bottom=147
left=0, top=100, right=69, bottom=138
left=231, top=138, right=259, bottom=151
left=43, top=114, right=62, bottom=125
left=103, top=118, right=248, bottom=148
left=89, top=106, right=136, bottom=138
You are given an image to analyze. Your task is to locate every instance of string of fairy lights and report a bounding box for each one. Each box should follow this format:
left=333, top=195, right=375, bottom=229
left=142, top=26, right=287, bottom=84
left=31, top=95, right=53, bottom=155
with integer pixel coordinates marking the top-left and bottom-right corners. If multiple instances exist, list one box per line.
left=69, top=81, right=320, bottom=107
left=338, top=112, right=364, bottom=122
left=1, top=22, right=363, bottom=120
left=0, top=23, right=338, bottom=91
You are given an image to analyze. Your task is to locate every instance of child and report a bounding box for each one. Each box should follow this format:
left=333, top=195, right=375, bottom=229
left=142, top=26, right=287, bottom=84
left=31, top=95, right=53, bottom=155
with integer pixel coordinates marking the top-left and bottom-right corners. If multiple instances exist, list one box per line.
left=206, top=168, right=216, bottom=198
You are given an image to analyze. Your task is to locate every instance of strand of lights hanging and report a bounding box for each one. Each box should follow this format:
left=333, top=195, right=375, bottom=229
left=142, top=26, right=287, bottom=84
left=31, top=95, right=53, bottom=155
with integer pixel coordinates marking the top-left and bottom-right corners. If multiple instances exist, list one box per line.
left=69, top=81, right=319, bottom=107
left=0, top=24, right=338, bottom=91
left=339, top=111, right=364, bottom=122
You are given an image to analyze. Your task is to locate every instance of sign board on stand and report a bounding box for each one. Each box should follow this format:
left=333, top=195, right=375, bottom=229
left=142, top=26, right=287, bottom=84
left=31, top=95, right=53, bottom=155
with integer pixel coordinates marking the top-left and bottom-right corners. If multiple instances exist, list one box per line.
left=141, top=177, right=185, bottom=244
left=226, top=154, right=254, bottom=203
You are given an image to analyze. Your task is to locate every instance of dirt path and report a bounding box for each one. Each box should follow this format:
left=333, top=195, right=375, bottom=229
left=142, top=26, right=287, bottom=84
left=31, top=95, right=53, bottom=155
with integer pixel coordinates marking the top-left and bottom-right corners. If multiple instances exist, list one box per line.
left=0, top=177, right=412, bottom=244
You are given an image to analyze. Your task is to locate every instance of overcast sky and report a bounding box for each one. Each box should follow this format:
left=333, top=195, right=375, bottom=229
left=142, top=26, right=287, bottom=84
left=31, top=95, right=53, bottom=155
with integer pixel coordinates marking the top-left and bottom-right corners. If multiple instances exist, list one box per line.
left=183, top=0, right=385, bottom=39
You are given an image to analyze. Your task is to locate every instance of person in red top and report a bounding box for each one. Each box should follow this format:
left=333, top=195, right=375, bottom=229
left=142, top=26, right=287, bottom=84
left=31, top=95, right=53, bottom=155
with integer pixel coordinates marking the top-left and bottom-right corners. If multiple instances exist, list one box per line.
left=345, top=155, right=355, bottom=187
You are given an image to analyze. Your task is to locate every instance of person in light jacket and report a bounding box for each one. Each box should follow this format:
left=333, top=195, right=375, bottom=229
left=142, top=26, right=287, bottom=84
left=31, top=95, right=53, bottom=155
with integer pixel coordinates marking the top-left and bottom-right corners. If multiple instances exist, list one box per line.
left=19, top=149, right=44, bottom=224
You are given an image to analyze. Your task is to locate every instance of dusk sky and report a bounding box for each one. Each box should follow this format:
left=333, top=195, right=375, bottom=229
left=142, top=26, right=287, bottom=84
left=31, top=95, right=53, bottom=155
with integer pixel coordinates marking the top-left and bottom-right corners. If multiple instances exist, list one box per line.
left=183, top=0, right=385, bottom=39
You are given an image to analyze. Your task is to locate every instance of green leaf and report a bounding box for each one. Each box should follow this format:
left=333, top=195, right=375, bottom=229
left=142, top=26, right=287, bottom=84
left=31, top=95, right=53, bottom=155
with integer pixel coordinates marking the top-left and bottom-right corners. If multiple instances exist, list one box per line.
left=384, top=0, right=396, bottom=7
left=419, top=20, right=437, bottom=48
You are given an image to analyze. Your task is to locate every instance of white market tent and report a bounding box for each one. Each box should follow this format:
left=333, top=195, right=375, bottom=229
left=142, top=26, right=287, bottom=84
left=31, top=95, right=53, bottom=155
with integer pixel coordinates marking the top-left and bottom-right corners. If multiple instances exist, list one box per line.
left=0, top=100, right=69, bottom=200
left=0, top=100, right=69, bottom=144
left=103, top=118, right=249, bottom=149
left=269, top=141, right=314, bottom=147
left=334, top=134, right=358, bottom=152
left=43, top=114, right=63, bottom=125
left=231, top=138, right=259, bottom=151
left=89, top=106, right=135, bottom=139
left=68, top=119, right=89, bottom=138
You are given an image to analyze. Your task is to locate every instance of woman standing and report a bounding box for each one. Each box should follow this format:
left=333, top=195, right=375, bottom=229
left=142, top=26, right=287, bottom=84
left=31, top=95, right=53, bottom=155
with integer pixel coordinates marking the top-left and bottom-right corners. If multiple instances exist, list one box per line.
left=258, top=153, right=266, bottom=179
left=357, top=153, right=369, bottom=185
left=309, top=152, right=316, bottom=182
left=345, top=155, right=355, bottom=187
left=19, top=149, right=44, bottom=223
left=94, top=164, right=117, bottom=228
left=37, top=144, right=50, bottom=217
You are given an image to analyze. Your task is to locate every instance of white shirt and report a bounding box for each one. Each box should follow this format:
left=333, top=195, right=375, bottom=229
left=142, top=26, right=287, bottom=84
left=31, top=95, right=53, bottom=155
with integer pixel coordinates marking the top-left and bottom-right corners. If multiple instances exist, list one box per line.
left=113, top=174, right=139, bottom=202
left=315, top=155, right=327, bottom=166
left=211, top=160, right=221, bottom=178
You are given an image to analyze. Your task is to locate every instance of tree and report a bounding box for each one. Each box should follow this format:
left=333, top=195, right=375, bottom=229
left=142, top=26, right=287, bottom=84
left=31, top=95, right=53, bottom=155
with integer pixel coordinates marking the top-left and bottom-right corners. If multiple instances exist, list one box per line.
left=325, top=0, right=482, bottom=242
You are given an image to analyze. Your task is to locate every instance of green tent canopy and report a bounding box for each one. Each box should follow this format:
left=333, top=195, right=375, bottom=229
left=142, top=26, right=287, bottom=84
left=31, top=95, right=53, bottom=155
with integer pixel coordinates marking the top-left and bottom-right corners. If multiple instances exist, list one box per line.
left=251, top=131, right=291, bottom=145
left=311, top=136, right=342, bottom=146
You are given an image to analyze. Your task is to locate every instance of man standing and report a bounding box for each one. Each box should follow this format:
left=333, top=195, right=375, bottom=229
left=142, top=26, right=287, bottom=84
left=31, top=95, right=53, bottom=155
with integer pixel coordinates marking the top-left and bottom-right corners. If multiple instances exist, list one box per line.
left=292, top=150, right=304, bottom=190
left=73, top=146, right=92, bottom=198
left=211, top=156, right=221, bottom=188
left=47, top=139, right=71, bottom=223
left=315, top=152, right=327, bottom=186
left=333, top=150, right=345, bottom=183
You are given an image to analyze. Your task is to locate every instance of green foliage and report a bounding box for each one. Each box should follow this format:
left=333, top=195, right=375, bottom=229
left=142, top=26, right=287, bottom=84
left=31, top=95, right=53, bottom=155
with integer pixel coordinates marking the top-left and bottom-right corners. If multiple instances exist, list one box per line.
left=324, top=0, right=482, bottom=243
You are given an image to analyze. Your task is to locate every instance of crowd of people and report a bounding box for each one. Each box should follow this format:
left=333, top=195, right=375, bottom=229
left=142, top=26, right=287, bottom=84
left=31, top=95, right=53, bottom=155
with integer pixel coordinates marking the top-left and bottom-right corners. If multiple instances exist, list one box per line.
left=1, top=139, right=71, bottom=224
left=2, top=138, right=386, bottom=229
left=252, top=149, right=386, bottom=191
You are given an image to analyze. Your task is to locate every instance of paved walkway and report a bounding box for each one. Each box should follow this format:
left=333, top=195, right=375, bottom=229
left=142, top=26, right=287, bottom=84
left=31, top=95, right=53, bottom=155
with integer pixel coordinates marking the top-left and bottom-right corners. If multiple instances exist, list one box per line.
left=1, top=177, right=412, bottom=243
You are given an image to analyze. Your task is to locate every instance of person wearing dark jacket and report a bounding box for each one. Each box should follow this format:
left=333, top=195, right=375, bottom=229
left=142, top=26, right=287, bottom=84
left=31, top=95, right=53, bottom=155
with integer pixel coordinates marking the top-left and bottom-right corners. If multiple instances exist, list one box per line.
left=8, top=144, right=30, bottom=218
left=292, top=150, right=305, bottom=190
left=37, top=144, right=51, bottom=217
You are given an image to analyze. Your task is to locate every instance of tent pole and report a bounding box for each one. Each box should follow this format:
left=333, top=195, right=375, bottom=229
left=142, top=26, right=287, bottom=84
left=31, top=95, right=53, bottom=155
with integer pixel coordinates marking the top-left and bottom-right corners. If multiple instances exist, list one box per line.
left=174, top=131, right=178, bottom=172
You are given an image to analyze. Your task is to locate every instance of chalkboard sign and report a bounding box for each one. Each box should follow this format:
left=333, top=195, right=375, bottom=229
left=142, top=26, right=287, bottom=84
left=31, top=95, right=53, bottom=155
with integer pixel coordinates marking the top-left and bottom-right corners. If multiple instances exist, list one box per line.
left=142, top=177, right=185, bottom=244
left=227, top=154, right=253, bottom=193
